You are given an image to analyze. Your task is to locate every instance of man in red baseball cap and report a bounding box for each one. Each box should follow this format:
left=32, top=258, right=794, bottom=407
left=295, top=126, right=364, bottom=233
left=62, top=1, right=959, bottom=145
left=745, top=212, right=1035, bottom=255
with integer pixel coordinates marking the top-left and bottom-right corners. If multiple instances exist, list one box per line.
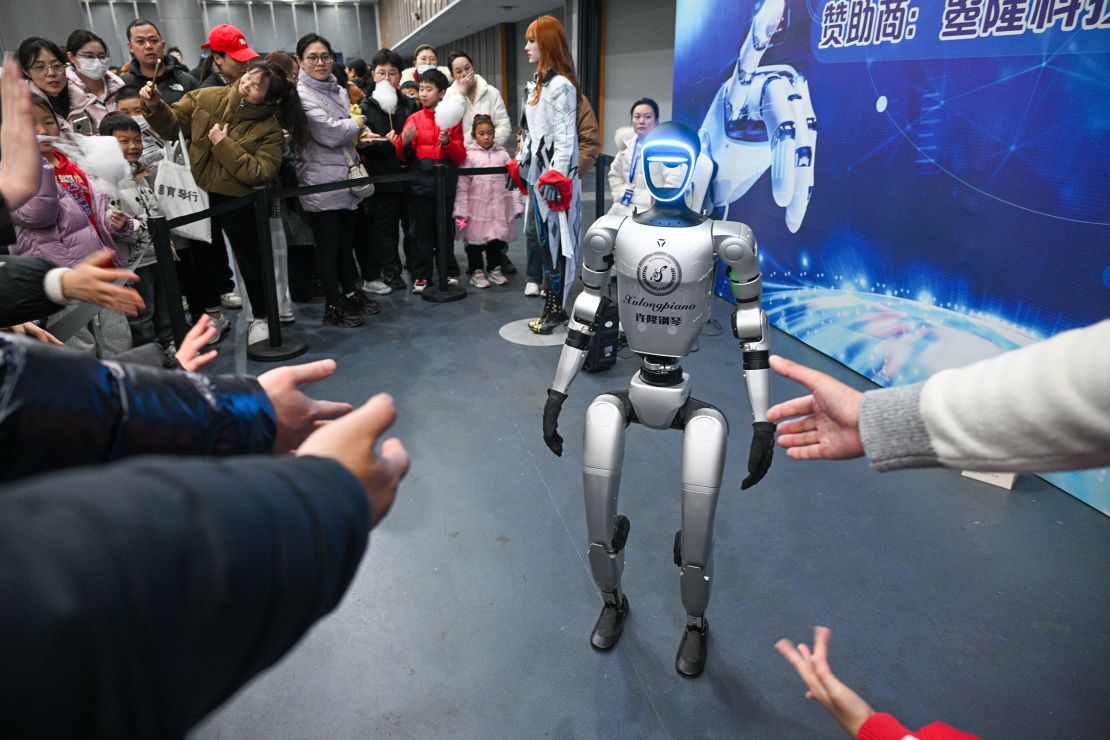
left=198, top=24, right=260, bottom=87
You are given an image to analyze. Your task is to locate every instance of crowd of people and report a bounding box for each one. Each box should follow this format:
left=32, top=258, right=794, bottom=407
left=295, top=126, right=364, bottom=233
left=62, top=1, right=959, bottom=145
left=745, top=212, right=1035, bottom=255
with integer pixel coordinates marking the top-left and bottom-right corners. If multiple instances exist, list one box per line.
left=1, top=15, right=602, bottom=360
left=1, top=9, right=1106, bottom=740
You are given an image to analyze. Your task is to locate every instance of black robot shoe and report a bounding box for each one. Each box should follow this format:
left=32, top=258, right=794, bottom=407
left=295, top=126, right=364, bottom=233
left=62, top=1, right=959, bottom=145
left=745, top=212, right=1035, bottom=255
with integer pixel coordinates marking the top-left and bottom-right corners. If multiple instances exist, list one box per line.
left=590, top=593, right=630, bottom=651
left=675, top=617, right=708, bottom=677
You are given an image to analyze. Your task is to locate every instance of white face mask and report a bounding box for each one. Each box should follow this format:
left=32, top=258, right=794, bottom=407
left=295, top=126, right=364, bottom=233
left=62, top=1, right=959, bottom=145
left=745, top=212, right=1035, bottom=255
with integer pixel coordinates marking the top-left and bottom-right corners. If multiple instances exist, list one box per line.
left=77, top=57, right=110, bottom=80
left=416, top=64, right=435, bottom=73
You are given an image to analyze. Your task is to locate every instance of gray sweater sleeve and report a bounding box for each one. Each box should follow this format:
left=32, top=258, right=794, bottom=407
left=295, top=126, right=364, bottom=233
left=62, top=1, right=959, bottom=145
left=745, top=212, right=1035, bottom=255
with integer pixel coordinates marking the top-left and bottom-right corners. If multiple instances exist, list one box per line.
left=858, top=383, right=940, bottom=471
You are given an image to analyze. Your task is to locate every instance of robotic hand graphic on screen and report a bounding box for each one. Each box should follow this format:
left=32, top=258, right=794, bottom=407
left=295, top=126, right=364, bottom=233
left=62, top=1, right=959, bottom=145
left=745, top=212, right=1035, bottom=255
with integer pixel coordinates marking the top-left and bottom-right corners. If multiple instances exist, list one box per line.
left=696, top=0, right=816, bottom=233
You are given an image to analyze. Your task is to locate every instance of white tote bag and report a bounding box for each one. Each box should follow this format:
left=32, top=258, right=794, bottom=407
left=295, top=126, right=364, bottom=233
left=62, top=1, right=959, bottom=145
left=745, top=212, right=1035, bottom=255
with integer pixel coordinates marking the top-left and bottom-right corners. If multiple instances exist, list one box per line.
left=154, top=131, right=211, bottom=243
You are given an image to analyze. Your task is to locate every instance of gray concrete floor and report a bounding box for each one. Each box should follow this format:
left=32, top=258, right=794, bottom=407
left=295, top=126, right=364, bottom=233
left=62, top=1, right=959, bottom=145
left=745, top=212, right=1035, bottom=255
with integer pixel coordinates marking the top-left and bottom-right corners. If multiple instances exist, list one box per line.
left=190, top=236, right=1110, bottom=739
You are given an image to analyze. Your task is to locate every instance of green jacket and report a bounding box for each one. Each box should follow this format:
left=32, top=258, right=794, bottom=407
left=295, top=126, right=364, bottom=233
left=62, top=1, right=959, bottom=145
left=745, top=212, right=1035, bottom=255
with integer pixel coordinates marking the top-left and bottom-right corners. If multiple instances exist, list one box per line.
left=145, top=85, right=283, bottom=197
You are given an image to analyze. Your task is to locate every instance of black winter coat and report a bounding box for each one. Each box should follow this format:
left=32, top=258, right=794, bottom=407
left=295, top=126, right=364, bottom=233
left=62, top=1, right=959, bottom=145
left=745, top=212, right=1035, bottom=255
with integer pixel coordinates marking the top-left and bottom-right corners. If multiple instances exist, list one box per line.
left=0, top=254, right=62, bottom=325
left=358, top=93, right=418, bottom=194
left=121, top=55, right=199, bottom=106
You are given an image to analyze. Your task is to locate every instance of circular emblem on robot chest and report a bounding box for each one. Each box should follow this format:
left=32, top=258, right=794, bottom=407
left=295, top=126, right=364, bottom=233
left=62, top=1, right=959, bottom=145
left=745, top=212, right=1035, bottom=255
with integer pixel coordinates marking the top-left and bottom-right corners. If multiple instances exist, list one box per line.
left=637, top=252, right=682, bottom=296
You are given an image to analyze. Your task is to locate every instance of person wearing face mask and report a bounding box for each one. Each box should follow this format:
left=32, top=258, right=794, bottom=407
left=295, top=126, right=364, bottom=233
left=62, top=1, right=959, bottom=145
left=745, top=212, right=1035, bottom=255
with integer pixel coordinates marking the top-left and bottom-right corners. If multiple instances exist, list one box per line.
left=196, top=23, right=260, bottom=90
left=399, top=44, right=451, bottom=85
left=17, top=36, right=94, bottom=136
left=64, top=30, right=126, bottom=131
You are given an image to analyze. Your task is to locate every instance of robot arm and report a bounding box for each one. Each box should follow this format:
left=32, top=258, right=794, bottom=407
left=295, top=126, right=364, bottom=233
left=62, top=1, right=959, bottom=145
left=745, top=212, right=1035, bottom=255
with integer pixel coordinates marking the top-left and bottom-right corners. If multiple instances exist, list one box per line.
left=715, top=221, right=776, bottom=489
left=544, top=216, right=623, bottom=456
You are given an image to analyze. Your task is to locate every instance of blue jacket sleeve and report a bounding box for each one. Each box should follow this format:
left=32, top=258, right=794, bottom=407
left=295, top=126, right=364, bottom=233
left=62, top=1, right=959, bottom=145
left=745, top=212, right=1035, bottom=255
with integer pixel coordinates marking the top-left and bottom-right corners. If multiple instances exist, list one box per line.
left=0, top=454, right=368, bottom=738
left=0, top=335, right=278, bottom=483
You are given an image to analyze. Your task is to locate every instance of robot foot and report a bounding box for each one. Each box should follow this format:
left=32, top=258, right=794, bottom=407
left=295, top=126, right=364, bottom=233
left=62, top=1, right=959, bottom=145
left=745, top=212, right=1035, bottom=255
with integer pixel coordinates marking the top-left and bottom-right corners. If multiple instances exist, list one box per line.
left=589, top=594, right=630, bottom=651
left=675, top=617, right=709, bottom=678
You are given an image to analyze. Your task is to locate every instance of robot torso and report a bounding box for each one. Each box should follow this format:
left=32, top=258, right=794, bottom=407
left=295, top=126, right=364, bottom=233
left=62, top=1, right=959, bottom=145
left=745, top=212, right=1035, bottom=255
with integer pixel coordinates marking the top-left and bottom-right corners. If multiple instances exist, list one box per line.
left=614, top=217, right=716, bottom=359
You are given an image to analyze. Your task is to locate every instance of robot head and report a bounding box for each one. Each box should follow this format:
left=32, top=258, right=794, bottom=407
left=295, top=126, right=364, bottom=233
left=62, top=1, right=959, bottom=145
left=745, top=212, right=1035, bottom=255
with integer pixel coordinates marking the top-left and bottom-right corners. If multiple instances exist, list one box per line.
left=642, top=121, right=700, bottom=204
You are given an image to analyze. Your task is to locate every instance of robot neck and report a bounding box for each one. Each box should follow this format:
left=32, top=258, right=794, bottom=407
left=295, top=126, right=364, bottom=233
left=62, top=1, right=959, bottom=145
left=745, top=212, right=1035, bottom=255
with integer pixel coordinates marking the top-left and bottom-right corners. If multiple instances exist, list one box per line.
left=633, top=200, right=705, bottom=228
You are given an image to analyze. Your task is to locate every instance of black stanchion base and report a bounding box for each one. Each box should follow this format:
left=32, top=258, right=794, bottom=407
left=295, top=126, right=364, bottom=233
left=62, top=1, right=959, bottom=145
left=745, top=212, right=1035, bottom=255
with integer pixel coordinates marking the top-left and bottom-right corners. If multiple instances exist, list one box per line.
left=247, top=335, right=309, bottom=362
left=421, top=285, right=468, bottom=303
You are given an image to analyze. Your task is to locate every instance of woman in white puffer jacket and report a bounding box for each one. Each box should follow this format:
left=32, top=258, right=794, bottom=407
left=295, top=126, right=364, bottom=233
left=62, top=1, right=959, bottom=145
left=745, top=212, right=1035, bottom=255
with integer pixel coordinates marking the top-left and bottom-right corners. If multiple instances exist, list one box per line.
left=444, top=51, right=511, bottom=149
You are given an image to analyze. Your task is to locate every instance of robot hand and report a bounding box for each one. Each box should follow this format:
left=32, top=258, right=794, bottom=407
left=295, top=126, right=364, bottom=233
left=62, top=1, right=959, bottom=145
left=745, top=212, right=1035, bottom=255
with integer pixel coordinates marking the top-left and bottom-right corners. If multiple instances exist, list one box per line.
left=741, top=421, right=776, bottom=490
left=697, top=0, right=816, bottom=233
left=543, top=388, right=568, bottom=456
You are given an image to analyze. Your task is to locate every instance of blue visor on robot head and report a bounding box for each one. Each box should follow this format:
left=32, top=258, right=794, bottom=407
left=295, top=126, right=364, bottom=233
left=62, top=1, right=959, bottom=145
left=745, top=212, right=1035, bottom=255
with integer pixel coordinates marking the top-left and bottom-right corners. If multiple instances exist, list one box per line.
left=642, top=121, right=700, bottom=204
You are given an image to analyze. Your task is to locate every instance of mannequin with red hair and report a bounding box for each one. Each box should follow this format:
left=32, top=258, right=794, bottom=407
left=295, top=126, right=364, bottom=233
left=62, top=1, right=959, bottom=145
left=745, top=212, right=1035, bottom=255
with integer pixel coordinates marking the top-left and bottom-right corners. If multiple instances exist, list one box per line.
left=511, top=15, right=582, bottom=334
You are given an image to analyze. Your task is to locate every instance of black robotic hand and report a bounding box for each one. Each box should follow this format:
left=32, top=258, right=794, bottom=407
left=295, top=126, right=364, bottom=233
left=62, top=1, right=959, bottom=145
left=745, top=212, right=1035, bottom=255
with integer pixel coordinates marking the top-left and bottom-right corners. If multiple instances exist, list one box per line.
left=741, top=421, right=776, bottom=490
left=543, top=388, right=568, bottom=456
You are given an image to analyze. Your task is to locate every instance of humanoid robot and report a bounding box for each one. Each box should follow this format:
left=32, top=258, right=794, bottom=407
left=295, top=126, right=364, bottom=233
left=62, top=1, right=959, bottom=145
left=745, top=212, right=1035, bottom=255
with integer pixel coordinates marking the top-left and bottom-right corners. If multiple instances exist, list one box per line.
left=541, top=121, right=776, bottom=677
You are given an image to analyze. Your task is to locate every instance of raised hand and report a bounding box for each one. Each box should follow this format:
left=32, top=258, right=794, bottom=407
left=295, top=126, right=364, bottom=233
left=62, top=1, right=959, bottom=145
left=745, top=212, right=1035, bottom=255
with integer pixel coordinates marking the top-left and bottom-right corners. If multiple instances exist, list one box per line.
left=174, top=314, right=219, bottom=371
left=257, top=359, right=355, bottom=454
left=0, top=54, right=43, bottom=207
left=775, top=626, right=876, bottom=737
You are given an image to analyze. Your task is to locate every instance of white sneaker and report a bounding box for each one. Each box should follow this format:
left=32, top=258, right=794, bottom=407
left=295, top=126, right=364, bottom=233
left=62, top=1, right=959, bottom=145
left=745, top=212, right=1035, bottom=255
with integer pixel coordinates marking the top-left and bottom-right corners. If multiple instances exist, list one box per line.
left=221, top=292, right=242, bottom=309
left=248, top=317, right=269, bottom=345
left=487, top=267, right=508, bottom=285
left=279, top=310, right=296, bottom=324
left=204, top=312, right=231, bottom=346
left=470, top=269, right=490, bottom=289
left=524, top=281, right=541, bottom=296
left=362, top=279, right=393, bottom=295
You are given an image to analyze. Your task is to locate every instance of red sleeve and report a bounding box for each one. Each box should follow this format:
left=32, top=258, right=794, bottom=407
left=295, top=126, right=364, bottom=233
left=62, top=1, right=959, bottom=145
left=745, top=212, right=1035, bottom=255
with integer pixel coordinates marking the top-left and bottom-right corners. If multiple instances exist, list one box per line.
left=394, top=112, right=414, bottom=162
left=858, top=713, right=982, bottom=740
left=445, top=123, right=466, bottom=166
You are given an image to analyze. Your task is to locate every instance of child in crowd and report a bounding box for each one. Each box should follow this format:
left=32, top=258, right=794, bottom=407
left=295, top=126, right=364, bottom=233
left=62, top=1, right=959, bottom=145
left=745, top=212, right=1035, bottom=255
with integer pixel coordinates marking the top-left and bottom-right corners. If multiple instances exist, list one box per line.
left=115, top=86, right=165, bottom=173
left=399, top=80, right=419, bottom=100
left=9, top=97, right=135, bottom=356
left=454, top=114, right=521, bottom=288
left=392, top=68, right=466, bottom=293
left=99, top=111, right=174, bottom=352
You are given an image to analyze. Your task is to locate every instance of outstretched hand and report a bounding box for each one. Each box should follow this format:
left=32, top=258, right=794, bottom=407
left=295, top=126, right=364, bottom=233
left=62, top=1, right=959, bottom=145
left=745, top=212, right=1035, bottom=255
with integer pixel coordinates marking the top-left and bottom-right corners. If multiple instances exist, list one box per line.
left=765, top=355, right=864, bottom=461
left=298, top=392, right=409, bottom=528
left=257, top=359, right=355, bottom=454
left=60, top=248, right=145, bottom=316
left=775, top=626, right=875, bottom=737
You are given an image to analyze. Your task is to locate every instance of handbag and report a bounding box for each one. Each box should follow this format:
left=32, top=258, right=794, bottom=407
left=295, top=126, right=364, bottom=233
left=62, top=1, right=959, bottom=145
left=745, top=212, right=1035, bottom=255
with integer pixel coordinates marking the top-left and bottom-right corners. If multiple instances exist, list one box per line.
left=154, top=131, right=211, bottom=243
left=345, top=148, right=375, bottom=200
left=299, top=83, right=374, bottom=200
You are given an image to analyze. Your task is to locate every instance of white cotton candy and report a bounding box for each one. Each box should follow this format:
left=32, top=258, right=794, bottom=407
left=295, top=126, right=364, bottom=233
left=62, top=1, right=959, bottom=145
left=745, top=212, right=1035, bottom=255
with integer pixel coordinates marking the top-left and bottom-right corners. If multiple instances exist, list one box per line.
left=372, top=79, right=398, bottom=115
left=435, top=97, right=464, bottom=130
left=53, top=133, right=129, bottom=196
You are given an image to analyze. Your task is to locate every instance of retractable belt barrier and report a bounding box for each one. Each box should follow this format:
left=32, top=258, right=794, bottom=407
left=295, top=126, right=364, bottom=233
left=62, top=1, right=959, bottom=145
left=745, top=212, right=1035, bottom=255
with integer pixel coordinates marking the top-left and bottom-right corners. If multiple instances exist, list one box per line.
left=148, top=161, right=609, bottom=360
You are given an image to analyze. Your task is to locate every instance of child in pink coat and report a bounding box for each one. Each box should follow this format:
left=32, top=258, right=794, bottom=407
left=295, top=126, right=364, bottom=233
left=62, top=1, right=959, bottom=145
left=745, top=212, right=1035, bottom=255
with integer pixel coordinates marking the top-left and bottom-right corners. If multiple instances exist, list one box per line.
left=453, top=115, right=523, bottom=288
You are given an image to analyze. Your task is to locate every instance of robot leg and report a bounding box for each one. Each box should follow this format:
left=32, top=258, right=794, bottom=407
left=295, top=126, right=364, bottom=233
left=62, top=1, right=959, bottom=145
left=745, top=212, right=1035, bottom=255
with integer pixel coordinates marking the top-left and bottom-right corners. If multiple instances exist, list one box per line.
left=674, top=405, right=728, bottom=677
left=582, top=393, right=631, bottom=650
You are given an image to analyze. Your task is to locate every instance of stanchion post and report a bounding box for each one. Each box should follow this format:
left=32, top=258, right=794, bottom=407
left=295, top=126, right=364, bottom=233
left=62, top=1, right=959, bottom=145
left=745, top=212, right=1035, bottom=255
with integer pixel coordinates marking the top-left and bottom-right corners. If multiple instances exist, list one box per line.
left=595, top=155, right=606, bottom=222
left=247, top=186, right=308, bottom=362
left=149, top=214, right=189, bottom=346
left=421, top=162, right=466, bottom=303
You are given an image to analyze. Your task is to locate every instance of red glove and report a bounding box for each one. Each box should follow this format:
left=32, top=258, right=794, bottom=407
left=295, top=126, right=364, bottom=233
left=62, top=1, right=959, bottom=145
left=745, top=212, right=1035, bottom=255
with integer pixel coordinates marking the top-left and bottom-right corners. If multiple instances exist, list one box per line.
left=506, top=159, right=527, bottom=195
left=537, top=169, right=573, bottom=212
